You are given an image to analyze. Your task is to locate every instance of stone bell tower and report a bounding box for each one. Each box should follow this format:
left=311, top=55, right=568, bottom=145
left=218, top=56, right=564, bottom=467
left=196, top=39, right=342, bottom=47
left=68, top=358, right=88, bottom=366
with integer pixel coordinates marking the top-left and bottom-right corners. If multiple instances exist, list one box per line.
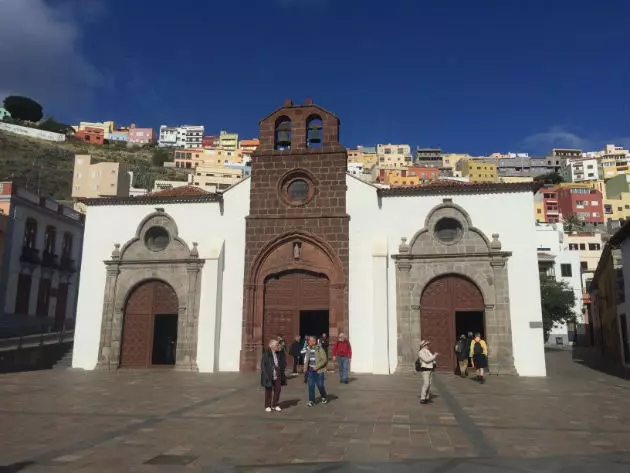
left=240, top=99, right=349, bottom=371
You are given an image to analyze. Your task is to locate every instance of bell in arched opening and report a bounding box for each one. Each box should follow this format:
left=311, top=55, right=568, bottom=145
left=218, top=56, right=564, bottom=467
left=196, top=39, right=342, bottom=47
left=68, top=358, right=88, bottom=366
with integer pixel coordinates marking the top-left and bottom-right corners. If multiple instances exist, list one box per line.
left=306, top=116, right=323, bottom=149
left=275, top=118, right=292, bottom=151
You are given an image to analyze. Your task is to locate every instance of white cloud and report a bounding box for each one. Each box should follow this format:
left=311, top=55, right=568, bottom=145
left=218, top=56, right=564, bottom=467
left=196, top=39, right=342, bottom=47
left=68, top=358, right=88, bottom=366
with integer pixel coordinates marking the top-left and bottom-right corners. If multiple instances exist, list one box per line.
left=519, top=127, right=591, bottom=153
left=0, top=0, right=102, bottom=111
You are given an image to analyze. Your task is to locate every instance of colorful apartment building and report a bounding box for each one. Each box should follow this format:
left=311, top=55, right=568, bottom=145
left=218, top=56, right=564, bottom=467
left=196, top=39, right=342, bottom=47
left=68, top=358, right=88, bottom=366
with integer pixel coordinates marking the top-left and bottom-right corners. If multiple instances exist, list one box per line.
left=377, top=143, right=412, bottom=168
left=71, top=155, right=130, bottom=199
left=347, top=146, right=378, bottom=168
left=558, top=185, right=604, bottom=224
left=159, top=125, right=204, bottom=148
left=191, top=164, right=244, bottom=192
left=128, top=126, right=155, bottom=145
left=597, top=144, right=630, bottom=179
left=559, top=157, right=600, bottom=183
left=460, top=160, right=498, bottom=183
left=106, top=130, right=129, bottom=142
left=173, top=148, right=242, bottom=169
left=202, top=136, right=218, bottom=148
left=76, top=121, right=115, bottom=136
left=218, top=130, right=239, bottom=151
left=376, top=166, right=439, bottom=187
left=74, top=127, right=105, bottom=145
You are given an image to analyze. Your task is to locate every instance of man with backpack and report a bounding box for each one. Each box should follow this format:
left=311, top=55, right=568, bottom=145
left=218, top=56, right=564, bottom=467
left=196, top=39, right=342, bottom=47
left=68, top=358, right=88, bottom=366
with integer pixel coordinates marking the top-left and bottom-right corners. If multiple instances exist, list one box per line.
left=454, top=334, right=469, bottom=377
left=469, top=333, right=488, bottom=384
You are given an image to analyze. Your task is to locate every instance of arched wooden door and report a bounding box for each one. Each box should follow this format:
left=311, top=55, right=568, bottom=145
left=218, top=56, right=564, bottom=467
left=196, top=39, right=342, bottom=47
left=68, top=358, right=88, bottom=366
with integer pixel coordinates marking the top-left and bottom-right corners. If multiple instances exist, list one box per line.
left=120, top=280, right=178, bottom=368
left=420, top=275, right=484, bottom=371
left=263, top=270, right=329, bottom=347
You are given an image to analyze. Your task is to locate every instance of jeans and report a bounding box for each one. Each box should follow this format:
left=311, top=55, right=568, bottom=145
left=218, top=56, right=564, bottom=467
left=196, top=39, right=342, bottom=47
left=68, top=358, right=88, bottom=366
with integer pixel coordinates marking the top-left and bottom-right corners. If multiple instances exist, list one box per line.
left=307, top=370, right=327, bottom=402
left=337, top=356, right=350, bottom=382
left=264, top=377, right=282, bottom=408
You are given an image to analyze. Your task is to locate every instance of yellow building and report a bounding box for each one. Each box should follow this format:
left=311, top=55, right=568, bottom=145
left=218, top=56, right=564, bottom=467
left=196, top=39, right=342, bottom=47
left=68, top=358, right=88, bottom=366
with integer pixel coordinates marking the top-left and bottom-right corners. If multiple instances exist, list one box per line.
left=500, top=176, right=534, bottom=184
left=377, top=143, right=412, bottom=168
left=599, top=144, right=629, bottom=179
left=534, top=200, right=545, bottom=222
left=191, top=164, right=243, bottom=192
left=460, top=160, right=498, bottom=183
left=75, top=121, right=115, bottom=135
left=442, top=154, right=471, bottom=170
left=347, top=147, right=378, bottom=168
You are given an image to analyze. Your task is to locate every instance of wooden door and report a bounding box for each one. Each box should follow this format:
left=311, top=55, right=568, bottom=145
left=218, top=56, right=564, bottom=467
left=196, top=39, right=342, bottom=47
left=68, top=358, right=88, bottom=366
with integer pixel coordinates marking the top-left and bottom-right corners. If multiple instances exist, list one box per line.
left=263, top=271, right=329, bottom=347
left=15, top=274, right=32, bottom=314
left=54, top=283, right=69, bottom=330
left=420, top=276, right=484, bottom=371
left=120, top=280, right=178, bottom=368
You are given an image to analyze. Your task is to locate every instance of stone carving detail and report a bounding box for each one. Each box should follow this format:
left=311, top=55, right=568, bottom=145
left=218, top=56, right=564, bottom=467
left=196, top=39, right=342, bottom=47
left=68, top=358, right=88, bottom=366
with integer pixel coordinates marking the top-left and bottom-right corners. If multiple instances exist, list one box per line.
left=399, top=237, right=409, bottom=254
left=490, top=233, right=502, bottom=251
left=111, top=243, right=121, bottom=260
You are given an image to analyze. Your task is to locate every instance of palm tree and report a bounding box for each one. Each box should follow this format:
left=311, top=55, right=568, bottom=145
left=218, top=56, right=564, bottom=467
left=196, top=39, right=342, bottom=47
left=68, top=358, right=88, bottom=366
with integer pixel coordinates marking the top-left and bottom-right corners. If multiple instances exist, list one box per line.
left=563, top=213, right=581, bottom=232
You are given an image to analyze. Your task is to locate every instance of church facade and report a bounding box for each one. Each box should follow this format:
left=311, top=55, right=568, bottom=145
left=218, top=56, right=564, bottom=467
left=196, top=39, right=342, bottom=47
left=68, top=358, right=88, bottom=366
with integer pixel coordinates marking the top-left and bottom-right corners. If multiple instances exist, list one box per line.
left=72, top=100, right=547, bottom=376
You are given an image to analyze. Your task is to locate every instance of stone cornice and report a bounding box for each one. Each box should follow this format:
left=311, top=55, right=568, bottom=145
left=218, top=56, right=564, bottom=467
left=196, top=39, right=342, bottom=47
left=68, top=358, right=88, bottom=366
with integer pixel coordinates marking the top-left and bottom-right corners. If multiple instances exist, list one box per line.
left=391, top=251, right=512, bottom=261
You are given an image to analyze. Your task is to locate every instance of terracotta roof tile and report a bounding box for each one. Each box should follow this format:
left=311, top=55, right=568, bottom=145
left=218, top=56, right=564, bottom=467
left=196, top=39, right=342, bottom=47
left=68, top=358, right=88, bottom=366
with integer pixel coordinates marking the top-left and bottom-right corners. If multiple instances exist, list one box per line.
left=377, top=181, right=541, bottom=197
left=146, top=186, right=209, bottom=197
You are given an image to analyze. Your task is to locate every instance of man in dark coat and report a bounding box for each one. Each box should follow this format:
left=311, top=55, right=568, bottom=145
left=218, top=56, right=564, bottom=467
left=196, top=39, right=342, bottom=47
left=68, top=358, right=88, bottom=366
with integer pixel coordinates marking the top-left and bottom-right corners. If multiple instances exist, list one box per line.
left=289, top=335, right=302, bottom=374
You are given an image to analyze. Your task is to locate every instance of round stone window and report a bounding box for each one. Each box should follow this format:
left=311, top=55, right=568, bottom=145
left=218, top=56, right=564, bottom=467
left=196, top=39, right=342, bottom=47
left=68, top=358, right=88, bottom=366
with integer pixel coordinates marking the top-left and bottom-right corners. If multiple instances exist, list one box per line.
left=286, top=178, right=312, bottom=205
left=144, top=226, right=170, bottom=251
left=434, top=218, right=463, bottom=244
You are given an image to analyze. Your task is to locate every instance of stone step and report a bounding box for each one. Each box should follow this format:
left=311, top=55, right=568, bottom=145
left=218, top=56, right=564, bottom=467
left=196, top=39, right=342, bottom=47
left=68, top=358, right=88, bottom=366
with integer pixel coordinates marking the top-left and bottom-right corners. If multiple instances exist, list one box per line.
left=53, top=346, right=73, bottom=370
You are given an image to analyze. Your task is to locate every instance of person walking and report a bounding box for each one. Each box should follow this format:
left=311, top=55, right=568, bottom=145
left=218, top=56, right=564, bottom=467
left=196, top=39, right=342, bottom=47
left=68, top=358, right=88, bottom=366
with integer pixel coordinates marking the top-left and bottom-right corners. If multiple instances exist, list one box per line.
left=289, top=335, right=302, bottom=374
left=418, top=340, right=438, bottom=404
left=260, top=339, right=286, bottom=412
left=332, top=332, right=352, bottom=384
left=469, top=333, right=488, bottom=384
left=320, top=333, right=330, bottom=356
left=304, top=336, right=328, bottom=406
left=301, top=336, right=310, bottom=383
left=454, top=334, right=468, bottom=377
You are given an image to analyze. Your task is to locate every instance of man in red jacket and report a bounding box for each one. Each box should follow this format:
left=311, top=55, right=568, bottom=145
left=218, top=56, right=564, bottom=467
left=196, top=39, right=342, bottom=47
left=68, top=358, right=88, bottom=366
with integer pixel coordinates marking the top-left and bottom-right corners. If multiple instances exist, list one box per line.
left=332, top=333, right=352, bottom=384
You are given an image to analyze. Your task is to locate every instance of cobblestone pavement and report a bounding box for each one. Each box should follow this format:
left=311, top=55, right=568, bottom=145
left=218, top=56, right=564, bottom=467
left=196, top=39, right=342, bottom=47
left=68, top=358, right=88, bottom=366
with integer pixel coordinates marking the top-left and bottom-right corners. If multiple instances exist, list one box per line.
left=1, top=349, right=630, bottom=472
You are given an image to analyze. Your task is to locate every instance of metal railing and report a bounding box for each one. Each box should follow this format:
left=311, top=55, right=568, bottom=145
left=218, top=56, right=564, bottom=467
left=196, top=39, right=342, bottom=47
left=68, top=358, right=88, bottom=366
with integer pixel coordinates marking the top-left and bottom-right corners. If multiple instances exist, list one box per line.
left=0, top=317, right=75, bottom=350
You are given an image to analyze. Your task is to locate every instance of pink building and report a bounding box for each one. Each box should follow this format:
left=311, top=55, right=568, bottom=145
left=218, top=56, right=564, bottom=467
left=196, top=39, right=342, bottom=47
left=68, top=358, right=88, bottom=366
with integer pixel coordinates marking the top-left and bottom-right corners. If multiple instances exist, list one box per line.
left=128, top=125, right=155, bottom=145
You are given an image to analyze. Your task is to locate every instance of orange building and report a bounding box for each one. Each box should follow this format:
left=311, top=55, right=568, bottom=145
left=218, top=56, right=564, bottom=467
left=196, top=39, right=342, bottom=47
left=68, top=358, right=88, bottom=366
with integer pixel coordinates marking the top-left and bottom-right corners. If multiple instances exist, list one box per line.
left=74, top=127, right=104, bottom=145
left=378, top=167, right=439, bottom=187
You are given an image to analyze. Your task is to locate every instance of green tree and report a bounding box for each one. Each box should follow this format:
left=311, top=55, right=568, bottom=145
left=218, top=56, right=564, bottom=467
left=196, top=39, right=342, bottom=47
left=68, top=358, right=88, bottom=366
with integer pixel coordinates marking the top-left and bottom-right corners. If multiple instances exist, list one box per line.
left=3, top=96, right=44, bottom=122
left=534, top=172, right=563, bottom=185
left=540, top=274, right=577, bottom=342
left=38, top=117, right=74, bottom=135
left=563, top=213, right=581, bottom=232
left=151, top=148, right=173, bottom=167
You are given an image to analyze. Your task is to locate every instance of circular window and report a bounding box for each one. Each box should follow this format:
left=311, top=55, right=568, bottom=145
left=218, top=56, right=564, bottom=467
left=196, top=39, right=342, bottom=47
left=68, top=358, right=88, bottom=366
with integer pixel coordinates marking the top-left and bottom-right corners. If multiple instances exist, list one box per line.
left=144, top=226, right=170, bottom=251
left=434, top=218, right=463, bottom=244
left=287, top=179, right=310, bottom=203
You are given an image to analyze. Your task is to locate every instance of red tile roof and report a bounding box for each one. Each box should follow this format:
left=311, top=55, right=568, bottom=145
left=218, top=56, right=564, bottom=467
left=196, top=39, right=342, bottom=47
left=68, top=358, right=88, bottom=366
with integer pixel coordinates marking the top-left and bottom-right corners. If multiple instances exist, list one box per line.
left=146, top=186, right=209, bottom=197
left=377, top=181, right=541, bottom=197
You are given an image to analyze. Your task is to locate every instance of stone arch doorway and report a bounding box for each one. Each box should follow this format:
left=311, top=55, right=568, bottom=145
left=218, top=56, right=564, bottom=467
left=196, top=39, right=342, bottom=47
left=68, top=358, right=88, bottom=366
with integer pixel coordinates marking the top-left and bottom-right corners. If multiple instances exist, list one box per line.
left=241, top=231, right=347, bottom=371
left=420, top=275, right=484, bottom=371
left=120, top=280, right=179, bottom=368
left=263, top=270, right=330, bottom=346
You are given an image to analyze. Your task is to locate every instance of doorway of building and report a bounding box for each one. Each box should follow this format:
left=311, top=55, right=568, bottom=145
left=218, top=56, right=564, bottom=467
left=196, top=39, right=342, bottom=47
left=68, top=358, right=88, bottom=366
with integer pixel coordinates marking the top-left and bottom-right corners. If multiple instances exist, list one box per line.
left=152, top=314, right=178, bottom=365
left=455, top=311, right=485, bottom=339
left=300, top=310, right=329, bottom=341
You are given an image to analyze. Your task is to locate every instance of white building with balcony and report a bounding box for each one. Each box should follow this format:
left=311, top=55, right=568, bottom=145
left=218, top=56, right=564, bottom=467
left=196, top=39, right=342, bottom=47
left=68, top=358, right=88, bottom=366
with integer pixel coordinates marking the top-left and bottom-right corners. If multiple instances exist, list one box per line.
left=560, top=157, right=600, bottom=183
left=535, top=223, right=583, bottom=346
left=158, top=125, right=204, bottom=149
left=0, top=183, right=84, bottom=333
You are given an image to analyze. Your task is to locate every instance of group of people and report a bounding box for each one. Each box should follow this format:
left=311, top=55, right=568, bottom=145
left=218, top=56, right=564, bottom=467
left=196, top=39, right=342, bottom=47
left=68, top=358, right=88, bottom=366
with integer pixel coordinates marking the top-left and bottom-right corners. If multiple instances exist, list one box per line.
left=416, top=332, right=488, bottom=405
left=260, top=332, right=353, bottom=412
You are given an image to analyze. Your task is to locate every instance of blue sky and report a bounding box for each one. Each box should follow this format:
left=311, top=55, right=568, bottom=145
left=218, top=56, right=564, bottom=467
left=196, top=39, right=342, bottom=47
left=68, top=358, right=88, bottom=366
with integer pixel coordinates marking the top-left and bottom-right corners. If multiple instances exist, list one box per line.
left=1, top=0, right=628, bottom=155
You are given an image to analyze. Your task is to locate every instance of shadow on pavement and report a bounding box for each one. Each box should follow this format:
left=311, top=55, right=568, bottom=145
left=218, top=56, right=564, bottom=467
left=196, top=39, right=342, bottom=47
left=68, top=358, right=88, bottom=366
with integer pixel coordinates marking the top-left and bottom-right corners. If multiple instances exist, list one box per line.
left=0, top=462, right=35, bottom=473
left=200, top=452, right=630, bottom=472
left=570, top=346, right=630, bottom=381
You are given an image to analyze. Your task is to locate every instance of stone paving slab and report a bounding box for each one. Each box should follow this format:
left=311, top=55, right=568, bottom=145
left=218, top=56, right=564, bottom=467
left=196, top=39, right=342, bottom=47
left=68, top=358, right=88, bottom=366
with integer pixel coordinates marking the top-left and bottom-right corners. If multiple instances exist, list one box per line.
left=0, top=350, right=629, bottom=472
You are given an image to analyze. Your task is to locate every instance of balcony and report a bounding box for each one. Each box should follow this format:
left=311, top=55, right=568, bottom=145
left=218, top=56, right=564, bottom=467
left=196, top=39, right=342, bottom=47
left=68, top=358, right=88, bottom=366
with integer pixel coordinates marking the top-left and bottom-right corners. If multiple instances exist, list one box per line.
left=20, top=247, right=40, bottom=264
left=41, top=251, right=59, bottom=269
left=546, top=209, right=559, bottom=215
left=60, top=256, right=77, bottom=273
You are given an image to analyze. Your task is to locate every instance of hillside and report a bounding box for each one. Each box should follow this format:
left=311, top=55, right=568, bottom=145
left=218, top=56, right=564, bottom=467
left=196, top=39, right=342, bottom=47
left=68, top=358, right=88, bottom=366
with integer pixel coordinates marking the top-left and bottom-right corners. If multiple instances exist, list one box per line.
left=0, top=131, right=183, bottom=200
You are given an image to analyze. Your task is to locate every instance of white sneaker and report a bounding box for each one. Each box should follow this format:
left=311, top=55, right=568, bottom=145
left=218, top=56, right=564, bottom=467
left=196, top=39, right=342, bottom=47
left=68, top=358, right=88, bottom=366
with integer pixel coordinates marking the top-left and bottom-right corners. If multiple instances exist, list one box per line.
left=265, top=407, right=272, bottom=412
left=274, top=406, right=282, bottom=412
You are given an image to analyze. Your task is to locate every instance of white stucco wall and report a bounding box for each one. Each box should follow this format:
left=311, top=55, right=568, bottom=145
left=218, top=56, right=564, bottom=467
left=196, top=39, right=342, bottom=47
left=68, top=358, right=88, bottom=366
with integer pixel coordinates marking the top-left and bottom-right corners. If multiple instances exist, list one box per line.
left=346, top=176, right=547, bottom=376
left=72, top=179, right=250, bottom=371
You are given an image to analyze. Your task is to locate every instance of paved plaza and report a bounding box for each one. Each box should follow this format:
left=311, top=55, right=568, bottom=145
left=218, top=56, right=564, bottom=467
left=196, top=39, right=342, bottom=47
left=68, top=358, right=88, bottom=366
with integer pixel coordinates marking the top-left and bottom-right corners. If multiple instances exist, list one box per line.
left=1, top=349, right=630, bottom=472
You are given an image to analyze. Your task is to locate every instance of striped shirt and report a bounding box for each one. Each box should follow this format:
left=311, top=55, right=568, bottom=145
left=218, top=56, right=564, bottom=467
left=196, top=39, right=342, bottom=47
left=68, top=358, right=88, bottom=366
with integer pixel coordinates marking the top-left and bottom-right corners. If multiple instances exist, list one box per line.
left=306, top=348, right=317, bottom=369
